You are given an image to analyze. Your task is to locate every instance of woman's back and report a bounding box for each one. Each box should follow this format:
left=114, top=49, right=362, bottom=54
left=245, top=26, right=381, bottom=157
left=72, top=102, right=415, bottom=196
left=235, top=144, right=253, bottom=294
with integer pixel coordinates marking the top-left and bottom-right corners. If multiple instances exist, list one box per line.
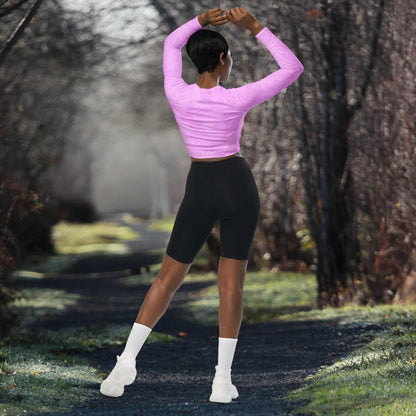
left=166, top=83, right=245, bottom=158
left=163, top=14, right=304, bottom=158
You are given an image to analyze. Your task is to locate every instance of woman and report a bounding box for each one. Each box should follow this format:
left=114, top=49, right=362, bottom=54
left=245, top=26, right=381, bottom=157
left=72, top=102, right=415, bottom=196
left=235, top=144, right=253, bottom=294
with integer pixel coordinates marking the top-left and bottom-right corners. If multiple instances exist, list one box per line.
left=100, top=6, right=303, bottom=403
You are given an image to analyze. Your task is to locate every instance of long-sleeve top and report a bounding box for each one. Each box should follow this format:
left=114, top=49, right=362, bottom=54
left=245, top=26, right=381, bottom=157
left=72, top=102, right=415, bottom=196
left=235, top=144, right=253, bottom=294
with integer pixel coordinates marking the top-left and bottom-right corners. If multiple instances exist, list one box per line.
left=163, top=15, right=304, bottom=158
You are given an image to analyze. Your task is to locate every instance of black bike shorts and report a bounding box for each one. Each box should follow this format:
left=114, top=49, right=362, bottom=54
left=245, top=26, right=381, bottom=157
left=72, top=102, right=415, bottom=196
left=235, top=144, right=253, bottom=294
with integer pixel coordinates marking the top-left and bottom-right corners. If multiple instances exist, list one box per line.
left=165, top=156, right=260, bottom=264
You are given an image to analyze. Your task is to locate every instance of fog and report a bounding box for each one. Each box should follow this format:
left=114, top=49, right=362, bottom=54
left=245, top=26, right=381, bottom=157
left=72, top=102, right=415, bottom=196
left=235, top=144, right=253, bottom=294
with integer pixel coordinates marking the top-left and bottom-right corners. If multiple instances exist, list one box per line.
left=52, top=0, right=190, bottom=218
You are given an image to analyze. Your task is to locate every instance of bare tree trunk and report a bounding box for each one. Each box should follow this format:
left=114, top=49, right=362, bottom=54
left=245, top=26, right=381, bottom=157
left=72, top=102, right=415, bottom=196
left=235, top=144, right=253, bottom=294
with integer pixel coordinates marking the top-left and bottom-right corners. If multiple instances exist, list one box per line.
left=291, top=0, right=384, bottom=307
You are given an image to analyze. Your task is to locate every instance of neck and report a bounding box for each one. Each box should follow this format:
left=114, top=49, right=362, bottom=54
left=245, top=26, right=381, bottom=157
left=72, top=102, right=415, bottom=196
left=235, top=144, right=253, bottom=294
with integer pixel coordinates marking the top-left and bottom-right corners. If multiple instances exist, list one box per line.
left=196, top=71, right=221, bottom=88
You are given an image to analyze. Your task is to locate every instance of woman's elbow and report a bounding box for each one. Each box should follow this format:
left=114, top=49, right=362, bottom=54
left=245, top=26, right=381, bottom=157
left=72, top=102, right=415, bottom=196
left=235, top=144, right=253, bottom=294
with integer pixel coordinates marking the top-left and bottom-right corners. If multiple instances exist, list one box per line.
left=164, top=33, right=177, bottom=50
left=290, top=62, right=304, bottom=80
left=295, top=61, right=304, bottom=76
left=164, top=37, right=172, bottom=50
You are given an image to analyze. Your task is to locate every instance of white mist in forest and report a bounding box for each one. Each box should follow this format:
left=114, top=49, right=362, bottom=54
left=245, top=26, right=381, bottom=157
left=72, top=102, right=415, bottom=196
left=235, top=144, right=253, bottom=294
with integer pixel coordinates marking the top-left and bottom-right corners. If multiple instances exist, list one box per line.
left=53, top=0, right=189, bottom=218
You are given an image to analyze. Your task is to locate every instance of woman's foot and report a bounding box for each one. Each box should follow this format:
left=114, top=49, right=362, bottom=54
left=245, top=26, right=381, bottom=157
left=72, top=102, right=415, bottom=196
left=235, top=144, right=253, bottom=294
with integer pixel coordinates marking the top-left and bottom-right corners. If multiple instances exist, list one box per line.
left=209, top=365, right=239, bottom=403
left=100, top=355, right=137, bottom=397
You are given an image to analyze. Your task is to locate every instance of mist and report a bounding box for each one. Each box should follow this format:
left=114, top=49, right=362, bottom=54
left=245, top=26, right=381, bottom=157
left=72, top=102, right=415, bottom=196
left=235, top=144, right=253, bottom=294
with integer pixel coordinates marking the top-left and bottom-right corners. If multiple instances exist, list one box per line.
left=50, top=0, right=190, bottom=218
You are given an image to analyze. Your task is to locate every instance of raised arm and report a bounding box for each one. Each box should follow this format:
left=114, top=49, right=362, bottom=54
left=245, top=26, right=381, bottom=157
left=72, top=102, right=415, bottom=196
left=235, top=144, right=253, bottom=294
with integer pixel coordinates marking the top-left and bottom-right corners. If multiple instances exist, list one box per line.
left=163, top=9, right=229, bottom=99
left=226, top=7, right=304, bottom=112
left=163, top=16, right=204, bottom=97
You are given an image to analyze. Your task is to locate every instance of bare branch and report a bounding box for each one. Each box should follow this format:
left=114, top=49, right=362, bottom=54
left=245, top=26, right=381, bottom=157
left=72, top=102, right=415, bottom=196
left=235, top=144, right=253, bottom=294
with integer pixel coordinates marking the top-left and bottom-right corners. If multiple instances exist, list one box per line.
left=346, top=0, right=385, bottom=119
left=0, top=0, right=30, bottom=18
left=0, top=0, right=44, bottom=66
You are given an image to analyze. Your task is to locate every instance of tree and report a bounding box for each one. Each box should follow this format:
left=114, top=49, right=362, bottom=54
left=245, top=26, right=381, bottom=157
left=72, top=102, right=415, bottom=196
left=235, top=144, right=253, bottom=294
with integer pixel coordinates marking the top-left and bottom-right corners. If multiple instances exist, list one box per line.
left=276, top=0, right=384, bottom=307
left=349, top=0, right=416, bottom=304
left=0, top=0, right=99, bottom=335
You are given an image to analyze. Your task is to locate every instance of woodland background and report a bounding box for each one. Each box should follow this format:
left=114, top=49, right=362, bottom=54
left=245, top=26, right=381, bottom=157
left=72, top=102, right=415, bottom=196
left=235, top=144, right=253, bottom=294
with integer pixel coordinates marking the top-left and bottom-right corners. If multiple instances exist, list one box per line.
left=1, top=0, right=415, bottom=334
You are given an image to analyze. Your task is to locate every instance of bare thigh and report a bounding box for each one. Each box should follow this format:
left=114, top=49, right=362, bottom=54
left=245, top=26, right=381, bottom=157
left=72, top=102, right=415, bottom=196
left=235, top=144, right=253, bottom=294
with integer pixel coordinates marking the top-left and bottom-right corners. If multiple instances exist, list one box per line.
left=135, top=253, right=192, bottom=327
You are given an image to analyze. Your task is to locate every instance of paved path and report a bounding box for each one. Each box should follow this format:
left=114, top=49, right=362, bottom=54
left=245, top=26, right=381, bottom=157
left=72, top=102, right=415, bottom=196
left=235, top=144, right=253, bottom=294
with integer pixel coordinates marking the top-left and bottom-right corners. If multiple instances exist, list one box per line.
left=16, top=215, right=380, bottom=415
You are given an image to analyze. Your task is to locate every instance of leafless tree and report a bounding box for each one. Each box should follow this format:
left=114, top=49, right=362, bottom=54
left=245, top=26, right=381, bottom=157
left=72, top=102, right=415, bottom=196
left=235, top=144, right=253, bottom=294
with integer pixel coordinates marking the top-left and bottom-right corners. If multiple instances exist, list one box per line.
left=0, top=0, right=44, bottom=65
left=349, top=0, right=416, bottom=304
left=0, top=0, right=99, bottom=334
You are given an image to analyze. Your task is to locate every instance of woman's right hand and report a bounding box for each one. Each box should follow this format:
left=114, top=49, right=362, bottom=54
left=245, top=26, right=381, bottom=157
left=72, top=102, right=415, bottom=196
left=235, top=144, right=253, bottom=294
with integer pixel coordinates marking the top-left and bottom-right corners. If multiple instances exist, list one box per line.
left=198, top=8, right=229, bottom=27
left=226, top=7, right=264, bottom=35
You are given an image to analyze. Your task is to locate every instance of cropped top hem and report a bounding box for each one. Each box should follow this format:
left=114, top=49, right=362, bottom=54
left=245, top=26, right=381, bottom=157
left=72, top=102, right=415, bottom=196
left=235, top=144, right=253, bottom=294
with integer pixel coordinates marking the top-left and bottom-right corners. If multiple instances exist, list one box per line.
left=163, top=15, right=304, bottom=159
left=188, top=145, right=241, bottom=159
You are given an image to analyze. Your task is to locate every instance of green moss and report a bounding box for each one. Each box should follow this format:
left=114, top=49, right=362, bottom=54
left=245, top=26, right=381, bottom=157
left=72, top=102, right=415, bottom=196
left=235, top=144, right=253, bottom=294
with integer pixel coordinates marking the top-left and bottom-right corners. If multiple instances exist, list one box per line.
left=2, top=259, right=179, bottom=416
left=14, top=220, right=147, bottom=275
left=184, top=270, right=317, bottom=325
left=0, top=350, right=102, bottom=414
left=0, top=331, right=104, bottom=415
left=52, top=221, right=140, bottom=255
left=0, top=321, right=178, bottom=416
left=9, top=219, right=416, bottom=414
left=285, top=305, right=416, bottom=416
left=12, top=287, right=82, bottom=326
left=147, top=216, right=175, bottom=233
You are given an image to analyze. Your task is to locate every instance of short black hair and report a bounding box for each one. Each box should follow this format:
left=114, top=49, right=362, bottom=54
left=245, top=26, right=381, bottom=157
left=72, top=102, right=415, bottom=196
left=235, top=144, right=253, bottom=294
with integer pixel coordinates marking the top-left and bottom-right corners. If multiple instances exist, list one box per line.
left=186, top=29, right=229, bottom=74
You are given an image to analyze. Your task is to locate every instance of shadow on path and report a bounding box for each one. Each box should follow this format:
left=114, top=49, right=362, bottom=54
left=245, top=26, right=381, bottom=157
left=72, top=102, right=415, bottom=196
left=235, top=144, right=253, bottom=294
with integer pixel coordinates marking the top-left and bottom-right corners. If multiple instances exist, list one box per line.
left=16, top=271, right=377, bottom=416
left=15, top=215, right=379, bottom=416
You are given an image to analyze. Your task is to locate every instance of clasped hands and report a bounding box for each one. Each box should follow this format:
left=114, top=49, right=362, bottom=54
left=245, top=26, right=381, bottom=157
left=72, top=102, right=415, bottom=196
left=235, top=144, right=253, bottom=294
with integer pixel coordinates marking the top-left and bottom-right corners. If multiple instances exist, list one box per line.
left=198, top=6, right=264, bottom=35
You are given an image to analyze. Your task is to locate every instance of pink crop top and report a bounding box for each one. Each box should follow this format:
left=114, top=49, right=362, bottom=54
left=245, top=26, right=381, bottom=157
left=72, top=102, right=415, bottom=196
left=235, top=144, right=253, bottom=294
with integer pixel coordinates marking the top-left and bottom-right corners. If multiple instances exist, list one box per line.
left=163, top=15, right=304, bottom=158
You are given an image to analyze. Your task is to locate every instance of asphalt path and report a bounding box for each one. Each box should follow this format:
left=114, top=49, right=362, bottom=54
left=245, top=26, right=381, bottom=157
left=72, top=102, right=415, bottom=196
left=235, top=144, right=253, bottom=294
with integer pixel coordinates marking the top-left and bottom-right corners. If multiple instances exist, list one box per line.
left=17, top=214, right=379, bottom=416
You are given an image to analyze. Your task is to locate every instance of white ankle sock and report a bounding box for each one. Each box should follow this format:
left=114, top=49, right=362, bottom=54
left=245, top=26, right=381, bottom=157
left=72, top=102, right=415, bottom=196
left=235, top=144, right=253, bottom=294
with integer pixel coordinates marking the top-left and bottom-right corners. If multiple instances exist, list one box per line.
left=217, top=337, right=238, bottom=373
left=119, top=322, right=152, bottom=360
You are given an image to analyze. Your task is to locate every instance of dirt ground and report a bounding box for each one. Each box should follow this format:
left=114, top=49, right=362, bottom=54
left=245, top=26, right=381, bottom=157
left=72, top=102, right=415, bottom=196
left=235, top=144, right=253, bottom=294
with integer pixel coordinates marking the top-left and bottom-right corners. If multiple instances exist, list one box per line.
left=17, top=215, right=379, bottom=416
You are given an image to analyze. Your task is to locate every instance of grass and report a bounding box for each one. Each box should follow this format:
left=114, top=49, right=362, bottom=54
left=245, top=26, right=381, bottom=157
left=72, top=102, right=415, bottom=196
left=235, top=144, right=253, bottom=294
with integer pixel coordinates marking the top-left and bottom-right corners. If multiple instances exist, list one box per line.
left=184, top=270, right=317, bottom=325
left=52, top=220, right=140, bottom=255
left=281, top=304, right=416, bottom=415
left=168, top=261, right=416, bottom=415
left=0, top=283, right=178, bottom=416
left=147, top=215, right=176, bottom=233
left=12, top=287, right=83, bottom=326
left=0, top=321, right=177, bottom=416
left=0, top=216, right=179, bottom=416
left=16, top=219, right=144, bottom=277
left=6, top=216, right=416, bottom=415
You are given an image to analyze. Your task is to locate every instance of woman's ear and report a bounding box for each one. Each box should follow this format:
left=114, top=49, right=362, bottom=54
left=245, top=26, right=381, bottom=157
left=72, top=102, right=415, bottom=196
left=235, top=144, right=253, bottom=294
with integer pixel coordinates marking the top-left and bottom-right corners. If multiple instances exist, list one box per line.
left=219, top=52, right=225, bottom=65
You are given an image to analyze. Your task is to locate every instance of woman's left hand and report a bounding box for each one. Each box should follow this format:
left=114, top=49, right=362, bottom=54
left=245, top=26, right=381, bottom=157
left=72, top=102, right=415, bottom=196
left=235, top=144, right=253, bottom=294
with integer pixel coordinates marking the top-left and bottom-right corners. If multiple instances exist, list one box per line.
left=198, top=8, right=229, bottom=27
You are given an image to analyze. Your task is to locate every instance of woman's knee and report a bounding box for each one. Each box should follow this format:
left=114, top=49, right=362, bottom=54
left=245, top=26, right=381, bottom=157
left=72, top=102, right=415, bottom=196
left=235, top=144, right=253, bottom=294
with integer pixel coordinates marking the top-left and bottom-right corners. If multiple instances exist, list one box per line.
left=153, top=253, right=191, bottom=294
left=218, top=285, right=243, bottom=302
left=153, top=276, right=179, bottom=296
left=218, top=280, right=244, bottom=299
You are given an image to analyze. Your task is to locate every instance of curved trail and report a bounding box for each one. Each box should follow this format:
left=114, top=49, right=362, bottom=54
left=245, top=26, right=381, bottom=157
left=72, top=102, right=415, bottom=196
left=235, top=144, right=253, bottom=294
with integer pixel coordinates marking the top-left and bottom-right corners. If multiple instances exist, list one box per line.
left=20, top=215, right=375, bottom=416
